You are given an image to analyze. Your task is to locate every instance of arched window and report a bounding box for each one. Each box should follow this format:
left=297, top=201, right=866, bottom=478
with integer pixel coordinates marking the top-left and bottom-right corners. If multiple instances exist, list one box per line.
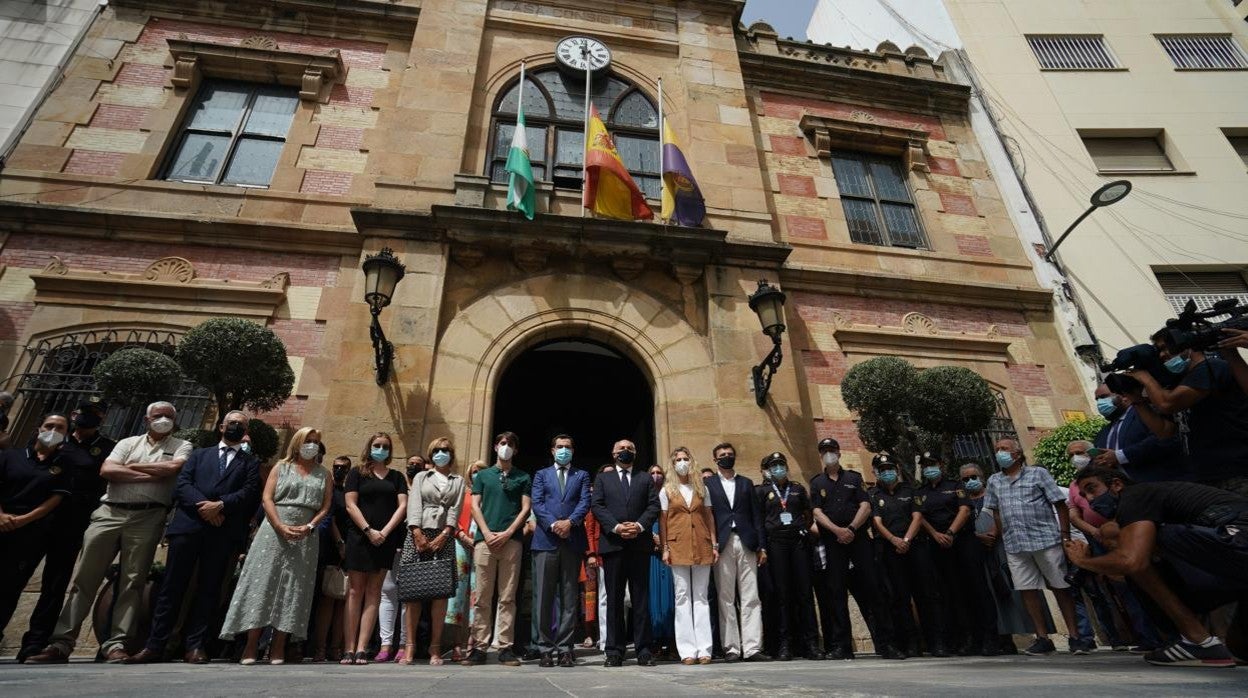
left=10, top=329, right=213, bottom=439
left=489, top=67, right=661, bottom=199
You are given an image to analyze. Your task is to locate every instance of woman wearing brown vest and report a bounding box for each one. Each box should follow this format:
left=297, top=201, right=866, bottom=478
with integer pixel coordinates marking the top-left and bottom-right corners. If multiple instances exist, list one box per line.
left=659, top=447, right=718, bottom=664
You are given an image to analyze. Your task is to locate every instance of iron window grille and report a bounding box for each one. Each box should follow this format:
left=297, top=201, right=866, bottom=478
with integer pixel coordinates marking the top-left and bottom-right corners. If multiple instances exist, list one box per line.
left=1157, top=34, right=1248, bottom=69
left=830, top=151, right=927, bottom=249
left=1026, top=35, right=1119, bottom=70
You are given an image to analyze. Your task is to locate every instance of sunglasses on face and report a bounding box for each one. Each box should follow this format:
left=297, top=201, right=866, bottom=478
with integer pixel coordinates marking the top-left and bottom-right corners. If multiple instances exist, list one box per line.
left=433, top=447, right=452, bottom=455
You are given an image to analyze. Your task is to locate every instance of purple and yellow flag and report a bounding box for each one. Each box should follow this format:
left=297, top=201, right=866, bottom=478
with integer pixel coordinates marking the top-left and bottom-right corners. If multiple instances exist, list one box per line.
left=660, top=122, right=705, bottom=227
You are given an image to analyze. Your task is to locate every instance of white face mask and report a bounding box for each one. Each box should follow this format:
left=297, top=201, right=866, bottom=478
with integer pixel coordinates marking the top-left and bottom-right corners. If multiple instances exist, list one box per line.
left=299, top=442, right=320, bottom=461
left=822, top=452, right=840, bottom=467
left=37, top=429, right=65, bottom=449
left=150, top=416, right=174, bottom=435
left=497, top=444, right=515, bottom=462
left=674, top=459, right=690, bottom=476
left=1071, top=454, right=1091, bottom=469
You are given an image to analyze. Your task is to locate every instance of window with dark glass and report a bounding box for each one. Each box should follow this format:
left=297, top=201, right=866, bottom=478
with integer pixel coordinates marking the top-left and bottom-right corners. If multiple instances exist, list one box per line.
left=164, top=80, right=298, bottom=187
left=489, top=68, right=661, bottom=199
left=830, top=151, right=926, bottom=249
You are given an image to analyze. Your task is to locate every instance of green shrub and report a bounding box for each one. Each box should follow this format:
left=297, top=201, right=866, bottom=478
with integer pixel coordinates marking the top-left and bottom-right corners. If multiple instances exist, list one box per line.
left=173, top=417, right=281, bottom=462
left=1031, top=416, right=1108, bottom=486
left=175, top=317, right=295, bottom=425
left=92, top=348, right=183, bottom=406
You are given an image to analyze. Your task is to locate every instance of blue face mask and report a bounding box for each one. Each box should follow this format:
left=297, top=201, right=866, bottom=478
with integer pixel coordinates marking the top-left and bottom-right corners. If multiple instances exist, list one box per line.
left=1164, top=355, right=1189, bottom=374
left=432, top=451, right=452, bottom=468
left=769, top=465, right=788, bottom=481
left=370, top=446, right=390, bottom=462
left=922, top=466, right=942, bottom=482
left=1095, top=396, right=1118, bottom=417
left=877, top=470, right=898, bottom=485
left=963, top=477, right=983, bottom=493
left=995, top=451, right=1015, bottom=469
left=554, top=447, right=573, bottom=466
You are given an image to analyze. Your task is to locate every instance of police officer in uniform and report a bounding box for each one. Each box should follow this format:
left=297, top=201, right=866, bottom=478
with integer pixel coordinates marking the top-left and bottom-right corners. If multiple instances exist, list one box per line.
left=17, top=398, right=115, bottom=661
left=755, top=452, right=819, bottom=660
left=913, top=451, right=976, bottom=656
left=869, top=454, right=922, bottom=658
left=810, top=438, right=901, bottom=659
left=0, top=413, right=78, bottom=642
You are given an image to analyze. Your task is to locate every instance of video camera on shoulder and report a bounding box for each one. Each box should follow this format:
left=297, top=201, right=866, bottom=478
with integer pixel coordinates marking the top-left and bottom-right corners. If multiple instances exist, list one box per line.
left=1100, top=343, right=1173, bottom=392
left=1160, top=298, right=1248, bottom=353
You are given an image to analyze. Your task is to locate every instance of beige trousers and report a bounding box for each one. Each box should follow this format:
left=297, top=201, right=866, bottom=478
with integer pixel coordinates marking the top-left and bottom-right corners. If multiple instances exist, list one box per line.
left=469, top=539, right=522, bottom=650
left=713, top=532, right=764, bottom=658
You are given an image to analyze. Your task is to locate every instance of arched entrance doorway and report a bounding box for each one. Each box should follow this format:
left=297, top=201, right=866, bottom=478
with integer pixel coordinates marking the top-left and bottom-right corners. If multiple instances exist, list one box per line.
left=490, top=339, right=656, bottom=474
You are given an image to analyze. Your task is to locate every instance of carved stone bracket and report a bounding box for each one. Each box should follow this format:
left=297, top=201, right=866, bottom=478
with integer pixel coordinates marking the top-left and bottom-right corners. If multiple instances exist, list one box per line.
left=800, top=114, right=930, bottom=173
left=451, top=245, right=486, bottom=270
left=670, top=263, right=703, bottom=287
left=513, top=248, right=548, bottom=274
left=31, top=255, right=290, bottom=319
left=611, top=257, right=645, bottom=281
left=833, top=311, right=1013, bottom=362
left=166, top=38, right=347, bottom=103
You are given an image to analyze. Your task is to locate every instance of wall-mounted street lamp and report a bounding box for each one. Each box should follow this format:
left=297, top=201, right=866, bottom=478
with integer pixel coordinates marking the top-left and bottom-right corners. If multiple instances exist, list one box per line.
left=361, top=247, right=406, bottom=385
left=748, top=279, right=787, bottom=407
left=1044, top=179, right=1132, bottom=263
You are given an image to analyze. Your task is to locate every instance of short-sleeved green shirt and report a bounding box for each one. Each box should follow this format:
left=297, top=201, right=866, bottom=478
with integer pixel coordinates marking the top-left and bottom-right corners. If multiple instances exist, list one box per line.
left=472, top=465, right=532, bottom=542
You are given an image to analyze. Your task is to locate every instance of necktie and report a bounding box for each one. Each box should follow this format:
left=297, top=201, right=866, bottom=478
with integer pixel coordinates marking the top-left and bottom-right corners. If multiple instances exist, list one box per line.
left=219, top=446, right=230, bottom=476
left=621, top=469, right=630, bottom=489
left=558, top=466, right=567, bottom=495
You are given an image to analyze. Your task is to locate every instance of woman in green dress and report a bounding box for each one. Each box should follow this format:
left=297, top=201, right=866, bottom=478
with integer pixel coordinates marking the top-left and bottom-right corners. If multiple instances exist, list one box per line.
left=220, top=427, right=332, bottom=664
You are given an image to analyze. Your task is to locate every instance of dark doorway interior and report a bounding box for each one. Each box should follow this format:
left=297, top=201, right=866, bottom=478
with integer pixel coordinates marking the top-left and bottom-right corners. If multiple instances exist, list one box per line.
left=491, top=339, right=655, bottom=476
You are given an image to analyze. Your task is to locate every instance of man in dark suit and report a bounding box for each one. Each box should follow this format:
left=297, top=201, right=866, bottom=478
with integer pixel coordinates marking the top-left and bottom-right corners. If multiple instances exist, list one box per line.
left=127, top=410, right=260, bottom=663
left=591, top=438, right=660, bottom=667
left=1091, top=381, right=1183, bottom=482
left=530, top=433, right=592, bottom=667
left=703, top=442, right=770, bottom=662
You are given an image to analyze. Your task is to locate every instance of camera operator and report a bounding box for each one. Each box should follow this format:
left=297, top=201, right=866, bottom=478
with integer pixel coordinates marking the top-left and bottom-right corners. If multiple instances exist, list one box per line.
left=1215, top=328, right=1248, bottom=396
left=1065, top=466, right=1247, bottom=667
left=1122, top=331, right=1248, bottom=495
left=1090, top=381, right=1183, bottom=483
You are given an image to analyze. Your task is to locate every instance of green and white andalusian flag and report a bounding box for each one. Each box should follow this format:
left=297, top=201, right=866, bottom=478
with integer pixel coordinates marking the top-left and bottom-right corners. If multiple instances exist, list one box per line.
left=505, top=90, right=536, bottom=221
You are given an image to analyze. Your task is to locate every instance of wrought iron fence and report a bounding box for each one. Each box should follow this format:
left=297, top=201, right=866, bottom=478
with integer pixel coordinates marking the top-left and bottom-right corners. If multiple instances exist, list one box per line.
left=952, top=389, right=1019, bottom=473
left=7, top=329, right=213, bottom=442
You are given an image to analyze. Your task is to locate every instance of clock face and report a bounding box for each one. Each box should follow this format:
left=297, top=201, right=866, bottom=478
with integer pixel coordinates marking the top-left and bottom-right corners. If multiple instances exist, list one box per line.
left=555, top=36, right=611, bottom=72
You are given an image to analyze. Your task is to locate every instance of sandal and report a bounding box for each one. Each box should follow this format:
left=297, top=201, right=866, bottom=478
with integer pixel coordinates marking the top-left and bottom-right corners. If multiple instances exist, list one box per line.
left=400, top=645, right=417, bottom=666
left=353, top=651, right=369, bottom=665
left=339, top=651, right=353, bottom=666
left=429, top=645, right=443, bottom=666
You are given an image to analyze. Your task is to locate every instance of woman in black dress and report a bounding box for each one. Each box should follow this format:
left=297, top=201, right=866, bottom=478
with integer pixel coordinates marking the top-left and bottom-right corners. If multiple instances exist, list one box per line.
left=342, top=432, right=408, bottom=665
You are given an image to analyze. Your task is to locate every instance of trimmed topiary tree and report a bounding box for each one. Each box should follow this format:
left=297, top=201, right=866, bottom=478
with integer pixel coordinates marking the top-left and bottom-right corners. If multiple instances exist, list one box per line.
left=1031, top=416, right=1108, bottom=486
left=92, top=348, right=184, bottom=407
left=173, top=418, right=281, bottom=462
left=841, top=357, right=996, bottom=473
left=175, top=318, right=295, bottom=427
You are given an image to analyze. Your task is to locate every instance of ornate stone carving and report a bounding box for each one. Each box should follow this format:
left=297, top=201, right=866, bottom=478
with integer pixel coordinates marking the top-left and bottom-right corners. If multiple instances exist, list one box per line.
left=848, top=110, right=878, bottom=123
left=300, top=67, right=327, bottom=102
left=986, top=324, right=1000, bottom=339
left=142, top=257, right=196, bottom=284
left=670, top=263, right=703, bottom=287
left=452, top=246, right=486, bottom=270
left=828, top=311, right=849, bottom=328
left=261, top=272, right=290, bottom=290
left=611, top=257, right=645, bottom=281
left=171, top=54, right=199, bottom=88
left=513, top=248, right=547, bottom=274
left=240, top=35, right=279, bottom=50
left=902, top=312, right=938, bottom=335
left=43, top=256, right=68, bottom=275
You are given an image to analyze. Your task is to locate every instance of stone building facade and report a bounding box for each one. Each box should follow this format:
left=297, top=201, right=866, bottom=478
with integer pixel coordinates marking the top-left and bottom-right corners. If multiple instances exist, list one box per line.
left=0, top=0, right=1088, bottom=651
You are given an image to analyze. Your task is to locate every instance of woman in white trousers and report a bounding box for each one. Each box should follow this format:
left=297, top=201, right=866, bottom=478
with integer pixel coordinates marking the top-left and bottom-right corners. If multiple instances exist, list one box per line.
left=658, top=447, right=718, bottom=664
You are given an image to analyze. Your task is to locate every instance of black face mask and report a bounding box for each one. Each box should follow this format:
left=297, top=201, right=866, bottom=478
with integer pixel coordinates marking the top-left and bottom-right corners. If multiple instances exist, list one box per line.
left=716, top=455, right=736, bottom=470
left=1090, top=491, right=1119, bottom=520
left=615, top=450, right=635, bottom=465
left=406, top=466, right=419, bottom=480
left=73, top=413, right=102, bottom=430
left=334, top=466, right=350, bottom=483
left=223, top=423, right=246, bottom=443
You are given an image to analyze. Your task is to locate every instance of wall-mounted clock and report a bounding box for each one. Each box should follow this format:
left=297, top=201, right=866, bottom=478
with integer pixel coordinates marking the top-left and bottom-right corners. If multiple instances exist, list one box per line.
left=555, top=36, right=612, bottom=74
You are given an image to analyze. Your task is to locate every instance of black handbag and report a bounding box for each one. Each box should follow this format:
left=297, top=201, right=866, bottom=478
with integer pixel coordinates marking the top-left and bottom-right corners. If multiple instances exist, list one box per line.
left=396, top=534, right=456, bottom=602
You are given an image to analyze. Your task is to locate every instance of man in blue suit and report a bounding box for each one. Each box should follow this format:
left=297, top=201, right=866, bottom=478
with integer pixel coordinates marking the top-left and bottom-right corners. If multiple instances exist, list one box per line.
left=530, top=434, right=591, bottom=668
left=591, top=438, right=660, bottom=667
left=1091, top=381, right=1183, bottom=482
left=703, top=442, right=770, bottom=662
left=127, top=410, right=260, bottom=664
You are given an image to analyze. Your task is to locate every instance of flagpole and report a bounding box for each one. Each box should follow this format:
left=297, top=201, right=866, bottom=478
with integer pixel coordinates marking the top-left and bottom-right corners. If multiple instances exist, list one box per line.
left=581, top=44, right=591, bottom=218
left=657, top=77, right=664, bottom=224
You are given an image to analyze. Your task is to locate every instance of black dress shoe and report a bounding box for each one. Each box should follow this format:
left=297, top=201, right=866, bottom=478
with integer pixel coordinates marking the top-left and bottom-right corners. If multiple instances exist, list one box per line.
left=777, top=646, right=793, bottom=661
left=559, top=652, right=575, bottom=668
left=124, top=648, right=162, bottom=665
left=521, top=648, right=542, bottom=662
left=637, top=654, right=657, bottom=667
left=539, top=653, right=556, bottom=668
left=930, top=644, right=950, bottom=658
left=825, top=646, right=853, bottom=661
left=879, top=645, right=907, bottom=660
left=742, top=652, right=771, bottom=662
left=604, top=655, right=623, bottom=667
left=981, top=641, right=1000, bottom=657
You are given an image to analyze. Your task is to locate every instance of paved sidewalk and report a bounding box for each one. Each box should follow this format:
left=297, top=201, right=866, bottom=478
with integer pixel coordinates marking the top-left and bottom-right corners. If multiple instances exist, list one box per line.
left=1, top=653, right=1245, bottom=696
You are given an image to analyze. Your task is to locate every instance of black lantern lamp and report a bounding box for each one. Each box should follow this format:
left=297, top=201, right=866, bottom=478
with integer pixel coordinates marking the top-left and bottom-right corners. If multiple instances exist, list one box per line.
left=361, top=247, right=406, bottom=385
left=747, top=279, right=787, bottom=407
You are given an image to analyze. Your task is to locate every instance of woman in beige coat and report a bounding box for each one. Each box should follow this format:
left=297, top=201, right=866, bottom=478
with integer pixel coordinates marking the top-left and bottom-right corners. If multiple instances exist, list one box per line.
left=659, top=447, right=718, bottom=664
left=400, top=436, right=466, bottom=665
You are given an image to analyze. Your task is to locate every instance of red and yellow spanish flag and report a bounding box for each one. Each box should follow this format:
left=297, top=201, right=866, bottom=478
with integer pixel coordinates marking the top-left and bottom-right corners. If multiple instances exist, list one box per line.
left=583, top=105, right=653, bottom=221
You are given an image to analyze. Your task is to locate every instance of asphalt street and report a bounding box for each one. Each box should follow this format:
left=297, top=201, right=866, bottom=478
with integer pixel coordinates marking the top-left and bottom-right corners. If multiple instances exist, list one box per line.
left=2, top=652, right=1247, bottom=697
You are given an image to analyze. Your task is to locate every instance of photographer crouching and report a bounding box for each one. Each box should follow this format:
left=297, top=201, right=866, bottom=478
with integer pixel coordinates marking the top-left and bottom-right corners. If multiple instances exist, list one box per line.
left=1064, top=465, right=1248, bottom=667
